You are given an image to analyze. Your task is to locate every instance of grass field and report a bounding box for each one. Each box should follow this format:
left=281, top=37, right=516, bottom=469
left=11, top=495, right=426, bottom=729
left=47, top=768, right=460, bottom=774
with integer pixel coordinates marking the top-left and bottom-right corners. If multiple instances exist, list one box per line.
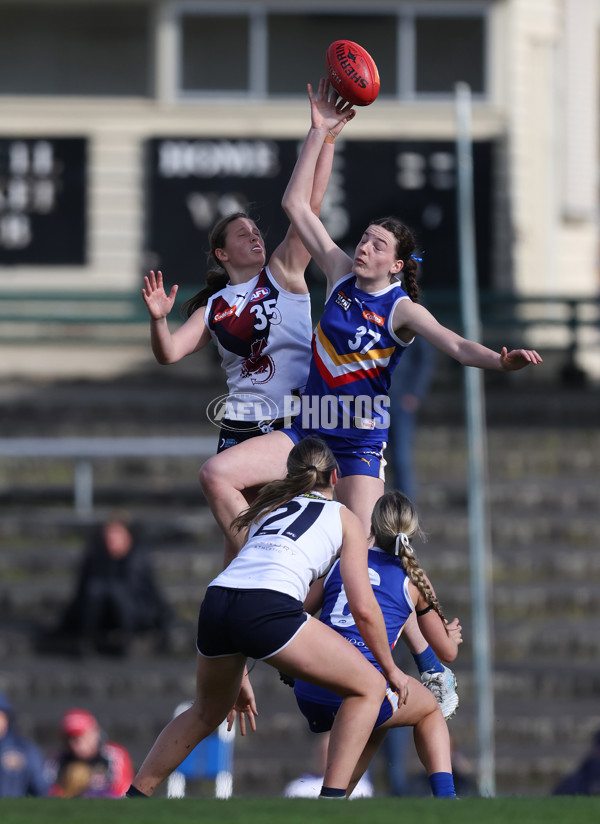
left=2, top=796, right=600, bottom=824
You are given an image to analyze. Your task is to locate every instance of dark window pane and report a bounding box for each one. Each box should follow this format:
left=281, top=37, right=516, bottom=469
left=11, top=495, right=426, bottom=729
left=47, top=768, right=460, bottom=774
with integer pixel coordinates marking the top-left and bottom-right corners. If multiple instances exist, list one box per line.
left=0, top=6, right=149, bottom=96
left=268, top=14, right=396, bottom=96
left=182, top=15, right=249, bottom=92
left=416, top=16, right=484, bottom=94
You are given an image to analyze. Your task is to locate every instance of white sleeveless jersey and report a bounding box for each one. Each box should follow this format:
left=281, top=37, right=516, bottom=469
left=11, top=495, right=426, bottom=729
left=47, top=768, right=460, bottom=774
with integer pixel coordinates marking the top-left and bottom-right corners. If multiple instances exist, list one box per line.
left=210, top=492, right=345, bottom=603
left=205, top=266, right=312, bottom=421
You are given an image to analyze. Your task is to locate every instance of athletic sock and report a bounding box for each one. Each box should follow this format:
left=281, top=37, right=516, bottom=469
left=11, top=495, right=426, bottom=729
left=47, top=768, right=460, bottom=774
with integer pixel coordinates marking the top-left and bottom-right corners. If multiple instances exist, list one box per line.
left=429, top=772, right=457, bottom=798
left=413, top=645, right=444, bottom=674
left=319, top=786, right=347, bottom=798
left=125, top=785, right=149, bottom=798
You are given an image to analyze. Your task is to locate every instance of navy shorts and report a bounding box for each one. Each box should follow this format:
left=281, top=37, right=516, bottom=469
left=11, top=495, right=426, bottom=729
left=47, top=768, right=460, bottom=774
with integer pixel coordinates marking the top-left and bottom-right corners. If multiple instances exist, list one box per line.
left=294, top=683, right=399, bottom=733
left=216, top=418, right=287, bottom=453
left=196, top=586, right=309, bottom=660
left=283, top=421, right=387, bottom=480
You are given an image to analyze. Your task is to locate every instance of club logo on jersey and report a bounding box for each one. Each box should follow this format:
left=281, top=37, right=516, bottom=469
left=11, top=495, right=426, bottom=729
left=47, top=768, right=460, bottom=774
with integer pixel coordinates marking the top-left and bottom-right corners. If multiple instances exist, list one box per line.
left=335, top=290, right=352, bottom=311
left=240, top=337, right=275, bottom=384
left=250, top=287, right=270, bottom=301
left=362, top=310, right=385, bottom=326
left=214, top=306, right=237, bottom=322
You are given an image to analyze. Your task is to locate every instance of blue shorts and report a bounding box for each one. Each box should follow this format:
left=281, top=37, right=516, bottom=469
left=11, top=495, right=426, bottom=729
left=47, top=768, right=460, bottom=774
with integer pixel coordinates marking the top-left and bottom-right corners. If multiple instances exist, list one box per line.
left=293, top=679, right=399, bottom=733
left=283, top=421, right=387, bottom=480
left=196, top=586, right=308, bottom=660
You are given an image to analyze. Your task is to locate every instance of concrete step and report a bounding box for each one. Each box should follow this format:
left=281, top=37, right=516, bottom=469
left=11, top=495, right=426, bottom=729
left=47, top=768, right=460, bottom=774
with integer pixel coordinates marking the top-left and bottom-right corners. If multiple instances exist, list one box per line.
left=3, top=575, right=599, bottom=627
left=3, top=541, right=598, bottom=588
left=423, top=509, right=600, bottom=546
left=2, top=652, right=596, bottom=797
left=1, top=474, right=598, bottom=516
left=2, top=494, right=598, bottom=550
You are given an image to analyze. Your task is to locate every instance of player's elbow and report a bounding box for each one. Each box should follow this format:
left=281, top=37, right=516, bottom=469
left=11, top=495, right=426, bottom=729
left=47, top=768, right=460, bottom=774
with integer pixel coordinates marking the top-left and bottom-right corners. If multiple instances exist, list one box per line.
left=154, top=351, right=176, bottom=366
left=282, top=193, right=308, bottom=222
left=281, top=194, right=296, bottom=220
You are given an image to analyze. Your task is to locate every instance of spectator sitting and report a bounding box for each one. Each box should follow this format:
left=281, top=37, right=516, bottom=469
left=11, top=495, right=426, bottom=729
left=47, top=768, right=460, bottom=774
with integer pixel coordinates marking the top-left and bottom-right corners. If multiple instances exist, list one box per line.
left=0, top=691, right=48, bottom=797
left=42, top=513, right=173, bottom=657
left=554, top=729, right=600, bottom=796
left=45, top=708, right=134, bottom=798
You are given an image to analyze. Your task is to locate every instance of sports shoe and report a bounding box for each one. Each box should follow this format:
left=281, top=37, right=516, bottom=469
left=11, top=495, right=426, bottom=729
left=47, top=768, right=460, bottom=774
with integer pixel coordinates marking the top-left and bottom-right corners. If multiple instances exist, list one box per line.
left=421, top=665, right=459, bottom=719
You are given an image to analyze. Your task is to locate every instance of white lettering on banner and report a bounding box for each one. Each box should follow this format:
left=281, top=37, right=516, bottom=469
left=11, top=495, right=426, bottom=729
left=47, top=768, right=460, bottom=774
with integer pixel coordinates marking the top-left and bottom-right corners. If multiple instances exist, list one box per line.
left=158, top=140, right=280, bottom=179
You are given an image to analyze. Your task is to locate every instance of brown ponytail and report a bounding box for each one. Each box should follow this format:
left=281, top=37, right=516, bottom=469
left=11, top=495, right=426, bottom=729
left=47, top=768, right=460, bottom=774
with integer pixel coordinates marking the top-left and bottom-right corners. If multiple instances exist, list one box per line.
left=231, top=438, right=339, bottom=534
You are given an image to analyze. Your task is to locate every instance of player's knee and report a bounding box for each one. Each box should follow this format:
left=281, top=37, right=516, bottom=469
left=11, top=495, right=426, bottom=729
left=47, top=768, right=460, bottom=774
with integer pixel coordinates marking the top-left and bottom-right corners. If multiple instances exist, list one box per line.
left=363, top=667, right=387, bottom=703
left=198, top=454, right=226, bottom=495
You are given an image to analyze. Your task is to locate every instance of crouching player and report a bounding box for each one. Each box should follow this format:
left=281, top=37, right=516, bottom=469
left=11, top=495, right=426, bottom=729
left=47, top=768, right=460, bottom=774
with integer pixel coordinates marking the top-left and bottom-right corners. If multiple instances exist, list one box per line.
left=292, top=490, right=462, bottom=798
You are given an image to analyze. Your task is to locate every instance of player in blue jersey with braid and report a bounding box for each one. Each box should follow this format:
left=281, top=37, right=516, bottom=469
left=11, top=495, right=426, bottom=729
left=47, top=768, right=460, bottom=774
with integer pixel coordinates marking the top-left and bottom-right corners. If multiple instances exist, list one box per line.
left=293, top=489, right=462, bottom=798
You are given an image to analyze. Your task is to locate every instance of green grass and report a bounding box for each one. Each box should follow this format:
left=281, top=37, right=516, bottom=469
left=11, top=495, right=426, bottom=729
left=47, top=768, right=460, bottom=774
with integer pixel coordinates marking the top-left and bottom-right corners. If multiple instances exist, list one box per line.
left=2, top=797, right=600, bottom=824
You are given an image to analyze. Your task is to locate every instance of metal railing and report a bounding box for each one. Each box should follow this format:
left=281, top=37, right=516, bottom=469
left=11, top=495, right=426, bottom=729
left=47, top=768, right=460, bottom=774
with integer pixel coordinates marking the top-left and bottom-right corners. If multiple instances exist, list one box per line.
left=0, top=435, right=215, bottom=515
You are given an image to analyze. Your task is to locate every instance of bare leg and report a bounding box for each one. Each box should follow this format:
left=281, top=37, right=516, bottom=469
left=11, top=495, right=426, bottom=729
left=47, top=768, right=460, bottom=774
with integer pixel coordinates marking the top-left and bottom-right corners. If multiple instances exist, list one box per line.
left=335, top=474, right=383, bottom=541
left=131, top=653, right=246, bottom=796
left=349, top=676, right=452, bottom=794
left=347, top=726, right=387, bottom=797
left=199, top=430, right=293, bottom=565
left=412, top=700, right=452, bottom=776
left=268, top=617, right=387, bottom=791
left=382, top=679, right=451, bottom=775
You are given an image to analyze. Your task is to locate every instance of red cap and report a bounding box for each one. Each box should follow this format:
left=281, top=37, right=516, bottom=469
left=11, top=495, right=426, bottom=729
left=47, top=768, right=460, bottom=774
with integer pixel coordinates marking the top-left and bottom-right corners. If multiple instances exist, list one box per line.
left=60, top=709, right=98, bottom=737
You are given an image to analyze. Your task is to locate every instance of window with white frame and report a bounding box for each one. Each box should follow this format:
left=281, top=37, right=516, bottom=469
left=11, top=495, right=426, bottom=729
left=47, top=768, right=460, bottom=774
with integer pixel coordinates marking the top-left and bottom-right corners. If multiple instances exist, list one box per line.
left=0, top=4, right=150, bottom=96
left=177, top=3, right=488, bottom=100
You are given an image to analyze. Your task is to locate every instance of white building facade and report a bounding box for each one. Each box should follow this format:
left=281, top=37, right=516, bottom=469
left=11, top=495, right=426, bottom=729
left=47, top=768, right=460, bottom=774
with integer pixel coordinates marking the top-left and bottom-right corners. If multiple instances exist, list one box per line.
left=0, top=0, right=598, bottom=376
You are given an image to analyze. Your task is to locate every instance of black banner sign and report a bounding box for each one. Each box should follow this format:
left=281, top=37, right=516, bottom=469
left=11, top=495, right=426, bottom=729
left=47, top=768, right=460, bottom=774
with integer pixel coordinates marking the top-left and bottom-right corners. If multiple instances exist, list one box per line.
left=146, top=137, right=492, bottom=290
left=0, top=137, right=86, bottom=265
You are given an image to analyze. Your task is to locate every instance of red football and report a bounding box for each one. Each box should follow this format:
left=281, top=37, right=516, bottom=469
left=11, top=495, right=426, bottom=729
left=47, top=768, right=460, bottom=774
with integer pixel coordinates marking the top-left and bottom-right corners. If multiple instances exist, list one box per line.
left=326, top=40, right=380, bottom=106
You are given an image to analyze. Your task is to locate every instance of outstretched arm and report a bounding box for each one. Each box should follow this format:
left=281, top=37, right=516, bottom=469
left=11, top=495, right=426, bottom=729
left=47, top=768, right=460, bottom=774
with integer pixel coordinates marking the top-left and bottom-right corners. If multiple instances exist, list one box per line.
left=281, top=79, right=356, bottom=290
left=271, top=81, right=356, bottom=291
left=143, top=270, right=211, bottom=364
left=393, top=299, right=542, bottom=371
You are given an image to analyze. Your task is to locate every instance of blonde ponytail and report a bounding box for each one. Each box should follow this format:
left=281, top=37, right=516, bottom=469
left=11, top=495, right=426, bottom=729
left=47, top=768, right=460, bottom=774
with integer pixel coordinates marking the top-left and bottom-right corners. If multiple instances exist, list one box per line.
left=371, top=490, right=448, bottom=628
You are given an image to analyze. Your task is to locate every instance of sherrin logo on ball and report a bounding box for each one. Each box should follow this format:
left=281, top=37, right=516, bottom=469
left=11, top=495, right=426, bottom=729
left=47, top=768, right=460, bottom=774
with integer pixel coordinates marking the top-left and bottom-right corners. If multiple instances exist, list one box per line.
left=326, top=40, right=380, bottom=106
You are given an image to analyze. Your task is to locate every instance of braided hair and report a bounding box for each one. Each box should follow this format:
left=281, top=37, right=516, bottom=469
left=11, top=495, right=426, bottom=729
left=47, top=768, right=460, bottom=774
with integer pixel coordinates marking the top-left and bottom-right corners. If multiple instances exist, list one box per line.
left=370, top=490, right=448, bottom=629
left=231, top=437, right=339, bottom=534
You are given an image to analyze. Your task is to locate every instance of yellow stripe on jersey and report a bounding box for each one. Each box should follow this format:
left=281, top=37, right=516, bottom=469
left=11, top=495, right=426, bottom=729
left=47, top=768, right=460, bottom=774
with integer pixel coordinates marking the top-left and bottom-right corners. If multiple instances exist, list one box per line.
left=315, top=323, right=395, bottom=378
